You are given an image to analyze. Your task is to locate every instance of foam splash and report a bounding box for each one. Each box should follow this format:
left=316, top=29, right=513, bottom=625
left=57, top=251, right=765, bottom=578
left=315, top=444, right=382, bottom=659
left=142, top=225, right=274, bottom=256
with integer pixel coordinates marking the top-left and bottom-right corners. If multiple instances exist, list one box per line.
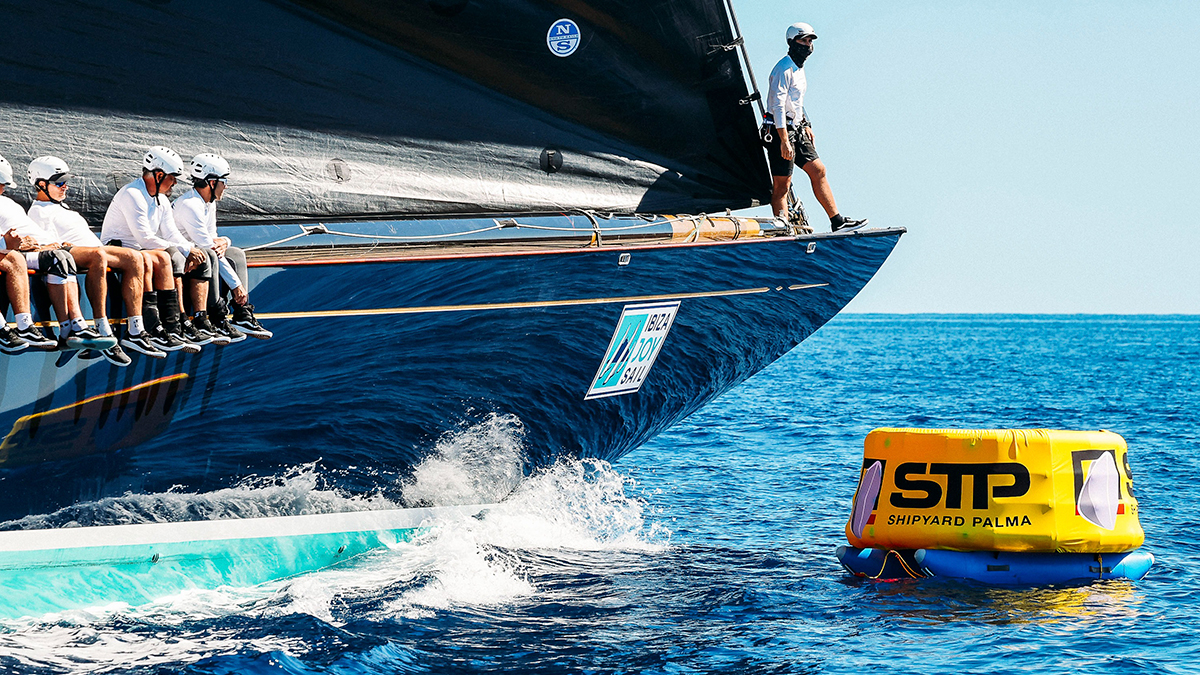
left=0, top=463, right=398, bottom=531
left=0, top=414, right=669, bottom=672
left=401, top=412, right=528, bottom=507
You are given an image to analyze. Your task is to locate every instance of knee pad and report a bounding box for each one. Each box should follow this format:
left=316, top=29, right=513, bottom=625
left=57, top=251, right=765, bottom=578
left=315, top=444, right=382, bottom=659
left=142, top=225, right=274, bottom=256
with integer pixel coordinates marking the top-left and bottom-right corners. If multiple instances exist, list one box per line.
left=169, top=247, right=187, bottom=277
left=41, top=249, right=78, bottom=283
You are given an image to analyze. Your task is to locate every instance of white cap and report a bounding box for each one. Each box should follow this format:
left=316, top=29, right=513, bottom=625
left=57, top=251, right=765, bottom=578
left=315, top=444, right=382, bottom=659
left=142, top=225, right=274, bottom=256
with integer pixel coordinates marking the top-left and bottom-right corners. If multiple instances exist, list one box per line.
left=189, top=153, right=231, bottom=181
left=786, top=22, right=817, bottom=41
left=143, top=146, right=185, bottom=175
left=0, top=155, right=13, bottom=187
left=28, top=155, right=71, bottom=186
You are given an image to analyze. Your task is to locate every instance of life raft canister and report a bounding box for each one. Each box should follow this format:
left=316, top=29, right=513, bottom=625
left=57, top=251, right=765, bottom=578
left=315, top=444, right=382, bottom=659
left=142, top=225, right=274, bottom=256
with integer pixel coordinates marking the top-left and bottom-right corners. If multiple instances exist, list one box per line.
left=845, top=429, right=1143, bottom=553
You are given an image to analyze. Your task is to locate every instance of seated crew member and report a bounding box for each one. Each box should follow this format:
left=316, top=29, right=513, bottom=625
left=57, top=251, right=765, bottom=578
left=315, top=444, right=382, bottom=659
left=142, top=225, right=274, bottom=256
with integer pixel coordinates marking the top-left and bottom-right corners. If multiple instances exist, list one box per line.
left=100, top=146, right=209, bottom=354
left=174, top=154, right=271, bottom=341
left=0, top=248, right=59, bottom=354
left=26, top=156, right=166, bottom=365
left=0, top=156, right=57, bottom=353
left=0, top=166, right=115, bottom=353
left=766, top=22, right=867, bottom=232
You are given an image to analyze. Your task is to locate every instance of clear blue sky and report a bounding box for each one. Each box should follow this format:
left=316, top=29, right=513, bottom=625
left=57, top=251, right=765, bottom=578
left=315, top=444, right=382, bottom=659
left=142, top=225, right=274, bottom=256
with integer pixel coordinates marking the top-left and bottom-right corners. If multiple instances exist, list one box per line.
left=733, top=1, right=1199, bottom=313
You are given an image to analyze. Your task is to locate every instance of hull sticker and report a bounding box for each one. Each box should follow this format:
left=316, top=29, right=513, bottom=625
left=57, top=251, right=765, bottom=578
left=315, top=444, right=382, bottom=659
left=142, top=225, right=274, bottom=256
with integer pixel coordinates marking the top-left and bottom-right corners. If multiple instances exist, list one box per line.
left=547, top=19, right=581, bottom=57
left=585, top=301, right=679, bottom=400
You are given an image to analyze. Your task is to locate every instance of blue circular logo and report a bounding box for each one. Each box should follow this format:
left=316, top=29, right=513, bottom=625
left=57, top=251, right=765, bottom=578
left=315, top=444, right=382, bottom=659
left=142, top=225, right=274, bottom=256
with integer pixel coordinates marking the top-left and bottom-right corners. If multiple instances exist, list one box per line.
left=547, top=19, right=581, bottom=57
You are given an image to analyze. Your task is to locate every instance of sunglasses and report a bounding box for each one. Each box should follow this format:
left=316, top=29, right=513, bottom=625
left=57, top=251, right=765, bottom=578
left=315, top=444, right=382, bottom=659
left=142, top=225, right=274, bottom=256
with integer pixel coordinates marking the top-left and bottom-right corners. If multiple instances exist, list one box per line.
left=52, top=180, right=68, bottom=188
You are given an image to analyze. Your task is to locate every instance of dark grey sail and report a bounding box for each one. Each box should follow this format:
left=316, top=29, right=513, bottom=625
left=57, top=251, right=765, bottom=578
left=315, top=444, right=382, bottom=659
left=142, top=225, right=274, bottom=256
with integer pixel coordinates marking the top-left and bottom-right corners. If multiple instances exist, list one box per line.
left=0, top=0, right=770, bottom=223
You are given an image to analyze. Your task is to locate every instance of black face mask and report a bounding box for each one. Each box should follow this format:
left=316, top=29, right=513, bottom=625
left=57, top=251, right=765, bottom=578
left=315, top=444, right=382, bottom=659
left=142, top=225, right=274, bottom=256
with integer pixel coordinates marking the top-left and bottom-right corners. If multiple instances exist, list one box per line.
left=789, top=41, right=812, bottom=67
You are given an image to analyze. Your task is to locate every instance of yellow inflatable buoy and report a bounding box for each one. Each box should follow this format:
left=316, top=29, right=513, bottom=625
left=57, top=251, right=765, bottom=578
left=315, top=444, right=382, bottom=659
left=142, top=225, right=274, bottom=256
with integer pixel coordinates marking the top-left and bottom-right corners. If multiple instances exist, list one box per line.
left=845, top=429, right=1143, bottom=553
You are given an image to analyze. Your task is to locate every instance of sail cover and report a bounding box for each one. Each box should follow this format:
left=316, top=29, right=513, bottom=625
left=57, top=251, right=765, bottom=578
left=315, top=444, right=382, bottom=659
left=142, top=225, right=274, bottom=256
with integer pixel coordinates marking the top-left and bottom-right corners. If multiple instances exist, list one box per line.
left=0, top=0, right=771, bottom=224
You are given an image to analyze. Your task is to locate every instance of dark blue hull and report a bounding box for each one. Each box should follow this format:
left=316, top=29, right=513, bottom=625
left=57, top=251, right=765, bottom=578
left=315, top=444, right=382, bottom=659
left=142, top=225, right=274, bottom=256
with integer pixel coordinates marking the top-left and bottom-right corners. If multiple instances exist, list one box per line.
left=0, top=228, right=901, bottom=522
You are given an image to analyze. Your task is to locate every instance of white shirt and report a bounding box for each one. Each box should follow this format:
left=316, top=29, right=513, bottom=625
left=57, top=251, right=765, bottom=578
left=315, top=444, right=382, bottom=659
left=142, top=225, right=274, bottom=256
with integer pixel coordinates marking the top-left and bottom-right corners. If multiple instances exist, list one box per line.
left=101, top=177, right=190, bottom=250
left=767, top=55, right=807, bottom=129
left=27, top=201, right=103, bottom=248
left=172, top=189, right=219, bottom=249
left=0, top=194, right=59, bottom=246
left=172, top=188, right=241, bottom=289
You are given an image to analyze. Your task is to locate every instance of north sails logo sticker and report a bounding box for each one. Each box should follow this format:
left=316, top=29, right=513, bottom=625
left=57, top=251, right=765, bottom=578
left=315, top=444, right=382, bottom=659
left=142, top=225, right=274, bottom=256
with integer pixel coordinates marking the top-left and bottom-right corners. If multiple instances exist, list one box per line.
left=547, top=19, right=581, bottom=57
left=585, top=301, right=679, bottom=400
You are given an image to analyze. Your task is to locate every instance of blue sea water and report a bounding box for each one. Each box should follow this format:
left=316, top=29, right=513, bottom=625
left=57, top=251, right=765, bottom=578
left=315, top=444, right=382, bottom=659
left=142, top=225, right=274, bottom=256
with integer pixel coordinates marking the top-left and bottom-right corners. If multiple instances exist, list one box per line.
left=0, top=315, right=1197, bottom=674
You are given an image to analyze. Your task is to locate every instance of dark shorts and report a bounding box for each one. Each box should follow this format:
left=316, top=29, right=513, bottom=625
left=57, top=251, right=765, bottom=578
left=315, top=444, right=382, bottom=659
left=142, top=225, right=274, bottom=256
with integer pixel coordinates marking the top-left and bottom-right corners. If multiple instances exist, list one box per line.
left=766, top=126, right=819, bottom=177
left=169, top=246, right=212, bottom=279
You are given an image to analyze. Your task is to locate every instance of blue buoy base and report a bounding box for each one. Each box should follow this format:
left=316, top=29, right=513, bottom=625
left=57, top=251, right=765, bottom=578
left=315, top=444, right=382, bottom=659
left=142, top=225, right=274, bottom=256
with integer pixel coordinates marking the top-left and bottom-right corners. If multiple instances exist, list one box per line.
left=837, top=547, right=1154, bottom=586
left=835, top=546, right=924, bottom=580
left=914, top=548, right=1155, bottom=586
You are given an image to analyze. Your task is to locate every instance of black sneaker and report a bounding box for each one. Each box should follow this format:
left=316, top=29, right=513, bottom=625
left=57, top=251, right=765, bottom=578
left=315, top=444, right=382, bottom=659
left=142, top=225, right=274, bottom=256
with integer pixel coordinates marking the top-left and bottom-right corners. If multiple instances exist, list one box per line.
left=15, top=326, right=58, bottom=349
left=65, top=327, right=118, bottom=352
left=232, top=303, right=272, bottom=340
left=148, top=328, right=188, bottom=353
left=0, top=326, right=28, bottom=355
left=212, top=314, right=246, bottom=343
left=831, top=217, right=868, bottom=232
left=121, top=331, right=168, bottom=359
left=102, top=343, right=133, bottom=367
left=170, top=328, right=202, bottom=354
left=193, top=315, right=231, bottom=346
left=180, top=318, right=214, bottom=347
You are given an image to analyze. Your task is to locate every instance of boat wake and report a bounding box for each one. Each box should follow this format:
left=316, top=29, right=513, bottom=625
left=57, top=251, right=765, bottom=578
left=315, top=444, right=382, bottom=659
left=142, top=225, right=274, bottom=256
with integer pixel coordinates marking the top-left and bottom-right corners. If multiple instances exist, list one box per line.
left=0, top=414, right=668, bottom=672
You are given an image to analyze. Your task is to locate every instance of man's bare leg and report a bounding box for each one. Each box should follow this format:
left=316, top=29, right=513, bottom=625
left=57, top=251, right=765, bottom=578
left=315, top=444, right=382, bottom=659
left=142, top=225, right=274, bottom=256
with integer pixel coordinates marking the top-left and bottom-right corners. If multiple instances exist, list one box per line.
left=771, top=175, right=792, bottom=219
left=67, top=247, right=110, bottom=321
left=1, top=251, right=32, bottom=316
left=801, top=159, right=838, bottom=219
left=103, top=247, right=144, bottom=317
left=188, top=279, right=208, bottom=317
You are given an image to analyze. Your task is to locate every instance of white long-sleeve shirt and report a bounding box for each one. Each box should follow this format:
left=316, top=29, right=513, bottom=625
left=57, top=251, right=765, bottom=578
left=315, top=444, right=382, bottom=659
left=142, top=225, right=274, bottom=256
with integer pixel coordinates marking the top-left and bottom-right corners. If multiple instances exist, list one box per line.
left=0, top=194, right=59, bottom=246
left=101, top=177, right=190, bottom=250
left=172, top=189, right=241, bottom=289
left=27, top=201, right=102, bottom=248
left=767, top=55, right=807, bottom=129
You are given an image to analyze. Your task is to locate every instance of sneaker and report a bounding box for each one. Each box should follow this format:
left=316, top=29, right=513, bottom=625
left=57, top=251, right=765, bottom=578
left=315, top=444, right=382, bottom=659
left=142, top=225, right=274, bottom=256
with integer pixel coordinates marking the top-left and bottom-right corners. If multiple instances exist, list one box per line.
left=121, top=331, right=168, bottom=359
left=16, top=326, right=59, bottom=350
left=101, top=343, right=133, bottom=367
left=180, top=318, right=214, bottom=347
left=170, top=328, right=202, bottom=354
left=0, top=326, right=28, bottom=355
left=65, top=327, right=118, bottom=352
left=148, top=328, right=188, bottom=353
left=831, top=217, right=868, bottom=232
left=232, top=303, right=272, bottom=340
left=212, top=314, right=246, bottom=343
left=194, top=315, right=232, bottom=346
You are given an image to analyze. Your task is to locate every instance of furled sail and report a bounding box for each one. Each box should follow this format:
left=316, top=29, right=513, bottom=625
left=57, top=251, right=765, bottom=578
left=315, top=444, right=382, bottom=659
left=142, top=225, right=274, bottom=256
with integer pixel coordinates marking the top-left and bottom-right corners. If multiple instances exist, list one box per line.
left=0, top=0, right=771, bottom=224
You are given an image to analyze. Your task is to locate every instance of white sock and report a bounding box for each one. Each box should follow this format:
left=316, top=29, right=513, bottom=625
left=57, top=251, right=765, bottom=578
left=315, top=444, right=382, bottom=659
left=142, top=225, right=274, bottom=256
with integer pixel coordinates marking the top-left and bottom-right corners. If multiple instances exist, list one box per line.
left=128, top=315, right=145, bottom=335
left=15, top=313, right=33, bottom=331
left=71, top=317, right=88, bottom=333
left=96, top=317, right=113, bottom=337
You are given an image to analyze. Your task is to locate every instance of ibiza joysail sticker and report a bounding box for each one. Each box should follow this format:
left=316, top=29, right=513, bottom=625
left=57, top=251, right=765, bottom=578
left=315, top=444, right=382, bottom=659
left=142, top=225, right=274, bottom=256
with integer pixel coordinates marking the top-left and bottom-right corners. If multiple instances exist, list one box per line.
left=585, top=301, right=679, bottom=400
left=547, top=19, right=581, bottom=57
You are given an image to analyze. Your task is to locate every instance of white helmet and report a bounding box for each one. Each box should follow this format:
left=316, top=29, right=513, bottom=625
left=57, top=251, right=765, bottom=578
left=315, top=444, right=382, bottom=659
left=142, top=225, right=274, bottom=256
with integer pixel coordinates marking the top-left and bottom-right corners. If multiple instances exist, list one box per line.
left=28, top=155, right=71, bottom=186
left=0, top=155, right=13, bottom=187
left=143, top=146, right=185, bottom=175
left=786, top=22, right=817, bottom=41
left=189, top=153, right=231, bottom=181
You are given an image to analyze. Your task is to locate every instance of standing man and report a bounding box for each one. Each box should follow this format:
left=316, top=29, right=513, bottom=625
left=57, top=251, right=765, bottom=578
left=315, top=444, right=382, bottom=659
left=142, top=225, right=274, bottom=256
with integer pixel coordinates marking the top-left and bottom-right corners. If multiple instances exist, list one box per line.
left=766, top=22, right=866, bottom=232
left=27, top=156, right=165, bottom=364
